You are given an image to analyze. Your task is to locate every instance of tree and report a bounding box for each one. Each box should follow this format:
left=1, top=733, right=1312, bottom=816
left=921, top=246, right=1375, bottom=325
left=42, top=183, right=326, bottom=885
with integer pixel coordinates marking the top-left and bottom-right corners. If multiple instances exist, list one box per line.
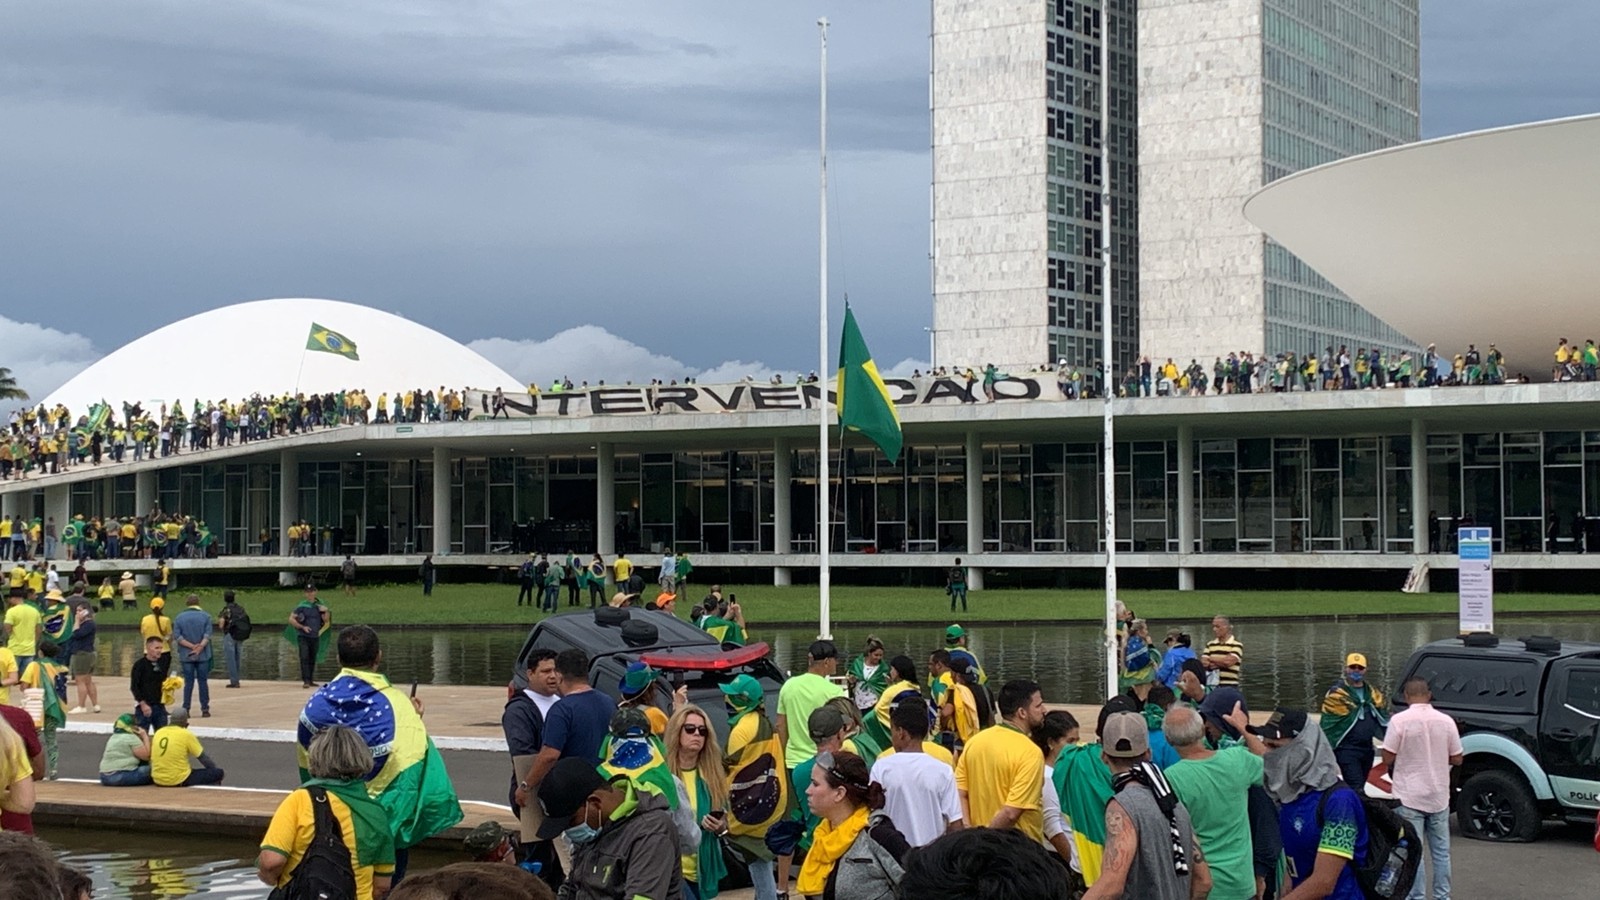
left=0, top=368, right=29, bottom=401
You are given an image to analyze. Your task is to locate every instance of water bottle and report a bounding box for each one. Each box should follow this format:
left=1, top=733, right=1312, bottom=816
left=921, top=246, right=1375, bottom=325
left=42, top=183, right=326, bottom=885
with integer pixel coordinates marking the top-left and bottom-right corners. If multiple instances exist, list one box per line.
left=1373, top=838, right=1408, bottom=894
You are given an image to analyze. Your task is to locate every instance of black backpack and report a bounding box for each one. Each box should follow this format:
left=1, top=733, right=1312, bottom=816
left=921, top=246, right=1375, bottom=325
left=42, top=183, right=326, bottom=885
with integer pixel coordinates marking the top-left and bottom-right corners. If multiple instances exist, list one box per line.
left=270, top=786, right=357, bottom=900
left=1316, top=786, right=1421, bottom=900
left=225, top=603, right=253, bottom=642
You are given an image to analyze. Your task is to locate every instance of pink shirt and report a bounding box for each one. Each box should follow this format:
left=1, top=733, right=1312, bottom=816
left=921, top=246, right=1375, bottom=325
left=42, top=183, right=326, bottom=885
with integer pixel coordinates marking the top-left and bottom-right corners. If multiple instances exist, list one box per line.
left=1382, top=702, right=1463, bottom=813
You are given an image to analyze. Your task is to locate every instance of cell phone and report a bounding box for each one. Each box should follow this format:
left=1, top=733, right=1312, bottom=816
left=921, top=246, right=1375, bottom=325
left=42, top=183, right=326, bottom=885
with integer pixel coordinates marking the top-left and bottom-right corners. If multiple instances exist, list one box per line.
left=410, top=679, right=419, bottom=698
left=672, top=671, right=686, bottom=690
left=710, top=809, right=724, bottom=819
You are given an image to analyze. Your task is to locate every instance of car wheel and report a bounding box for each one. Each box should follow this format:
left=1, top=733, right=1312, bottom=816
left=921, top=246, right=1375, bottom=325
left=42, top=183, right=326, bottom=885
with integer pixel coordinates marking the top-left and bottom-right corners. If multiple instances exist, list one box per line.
left=1456, top=769, right=1541, bottom=842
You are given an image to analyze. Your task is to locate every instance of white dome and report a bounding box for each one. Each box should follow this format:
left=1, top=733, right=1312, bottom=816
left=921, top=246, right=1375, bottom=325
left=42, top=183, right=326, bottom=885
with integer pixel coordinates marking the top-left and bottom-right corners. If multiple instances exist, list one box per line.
left=44, top=298, right=521, bottom=411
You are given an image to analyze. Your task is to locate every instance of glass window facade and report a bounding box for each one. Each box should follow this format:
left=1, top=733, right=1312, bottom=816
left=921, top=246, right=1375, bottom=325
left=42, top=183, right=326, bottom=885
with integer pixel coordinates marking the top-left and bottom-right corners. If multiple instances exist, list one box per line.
left=1261, top=0, right=1421, bottom=360
left=1046, top=0, right=1139, bottom=373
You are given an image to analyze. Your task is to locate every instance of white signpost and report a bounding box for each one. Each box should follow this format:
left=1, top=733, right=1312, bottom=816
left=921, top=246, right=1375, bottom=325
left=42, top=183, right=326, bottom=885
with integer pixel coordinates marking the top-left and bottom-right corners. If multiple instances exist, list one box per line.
left=1458, top=527, right=1494, bottom=634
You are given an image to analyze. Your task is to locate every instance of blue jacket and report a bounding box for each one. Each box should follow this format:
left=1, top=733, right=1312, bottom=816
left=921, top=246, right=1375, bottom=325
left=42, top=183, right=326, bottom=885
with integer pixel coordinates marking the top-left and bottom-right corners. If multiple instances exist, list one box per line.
left=1155, top=645, right=1197, bottom=690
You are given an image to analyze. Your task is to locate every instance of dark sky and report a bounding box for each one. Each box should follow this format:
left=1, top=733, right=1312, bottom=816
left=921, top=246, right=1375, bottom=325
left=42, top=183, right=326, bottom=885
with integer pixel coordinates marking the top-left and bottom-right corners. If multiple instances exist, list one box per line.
left=1, top=0, right=1595, bottom=397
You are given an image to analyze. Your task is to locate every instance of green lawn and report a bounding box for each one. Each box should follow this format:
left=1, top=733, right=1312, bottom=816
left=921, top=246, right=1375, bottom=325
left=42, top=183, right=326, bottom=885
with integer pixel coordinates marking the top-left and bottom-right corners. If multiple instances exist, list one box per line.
left=86, top=582, right=1600, bottom=629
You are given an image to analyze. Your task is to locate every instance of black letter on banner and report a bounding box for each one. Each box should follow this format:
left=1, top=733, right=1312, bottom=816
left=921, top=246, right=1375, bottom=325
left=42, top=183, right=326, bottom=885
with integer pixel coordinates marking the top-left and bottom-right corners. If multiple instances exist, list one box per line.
left=700, top=385, right=746, bottom=411
left=591, top=389, right=648, bottom=415
left=922, top=378, right=976, bottom=404
left=883, top=379, right=916, bottom=405
left=992, top=377, right=1042, bottom=401
left=800, top=383, right=838, bottom=409
left=751, top=387, right=803, bottom=410
left=654, top=386, right=697, bottom=413
left=555, top=393, right=581, bottom=416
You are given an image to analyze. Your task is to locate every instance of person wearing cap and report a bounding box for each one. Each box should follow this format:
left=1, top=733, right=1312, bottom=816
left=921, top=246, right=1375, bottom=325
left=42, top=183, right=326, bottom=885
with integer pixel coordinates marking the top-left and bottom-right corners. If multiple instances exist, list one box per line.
left=776, top=640, right=845, bottom=769
left=718, top=674, right=787, bottom=900
left=942, top=625, right=986, bottom=685
left=1081, top=712, right=1209, bottom=900
left=149, top=707, right=224, bottom=786
left=4, top=589, right=42, bottom=673
left=1154, top=630, right=1197, bottom=691
left=1202, top=616, right=1243, bottom=688
left=618, top=662, right=669, bottom=736
left=1162, top=704, right=1267, bottom=900
left=792, top=705, right=850, bottom=857
left=1320, top=652, right=1389, bottom=791
left=1381, top=678, right=1462, bottom=900
left=1257, top=708, right=1368, bottom=900
left=535, top=756, right=682, bottom=900
left=118, top=570, right=138, bottom=609
left=955, top=679, right=1047, bottom=842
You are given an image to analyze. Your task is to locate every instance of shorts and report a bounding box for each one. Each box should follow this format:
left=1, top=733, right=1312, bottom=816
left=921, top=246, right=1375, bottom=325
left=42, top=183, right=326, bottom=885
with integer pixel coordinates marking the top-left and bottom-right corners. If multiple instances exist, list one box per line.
left=70, top=651, right=96, bottom=676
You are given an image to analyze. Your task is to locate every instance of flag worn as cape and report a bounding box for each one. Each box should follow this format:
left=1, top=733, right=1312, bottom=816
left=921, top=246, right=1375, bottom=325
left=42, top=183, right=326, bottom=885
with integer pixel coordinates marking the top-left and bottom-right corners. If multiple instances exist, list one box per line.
left=598, top=732, right=680, bottom=810
left=836, top=306, right=903, bottom=463
left=1053, top=742, right=1114, bottom=886
left=20, top=659, right=66, bottom=730
left=282, top=600, right=333, bottom=663
left=40, top=602, right=73, bottom=648
left=306, top=323, right=360, bottom=361
left=305, top=777, right=397, bottom=871
left=297, top=668, right=464, bottom=848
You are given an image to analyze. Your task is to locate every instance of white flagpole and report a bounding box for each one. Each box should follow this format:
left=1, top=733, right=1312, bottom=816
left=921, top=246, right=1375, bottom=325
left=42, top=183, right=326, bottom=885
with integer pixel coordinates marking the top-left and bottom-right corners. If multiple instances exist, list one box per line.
left=1100, top=6, right=1120, bottom=698
left=817, top=17, right=833, bottom=641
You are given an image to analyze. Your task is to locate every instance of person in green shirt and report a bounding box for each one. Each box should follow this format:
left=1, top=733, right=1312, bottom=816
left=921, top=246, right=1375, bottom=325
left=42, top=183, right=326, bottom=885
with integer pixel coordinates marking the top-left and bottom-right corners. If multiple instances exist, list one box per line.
left=1161, top=704, right=1268, bottom=900
left=775, top=641, right=844, bottom=769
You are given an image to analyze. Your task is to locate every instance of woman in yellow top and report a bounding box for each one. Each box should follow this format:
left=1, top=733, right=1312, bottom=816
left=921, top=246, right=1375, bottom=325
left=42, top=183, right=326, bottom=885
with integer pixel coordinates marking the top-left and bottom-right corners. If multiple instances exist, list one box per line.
left=666, top=703, right=730, bottom=900
left=140, top=598, right=173, bottom=652
left=97, top=577, right=115, bottom=610
left=0, top=716, right=36, bottom=825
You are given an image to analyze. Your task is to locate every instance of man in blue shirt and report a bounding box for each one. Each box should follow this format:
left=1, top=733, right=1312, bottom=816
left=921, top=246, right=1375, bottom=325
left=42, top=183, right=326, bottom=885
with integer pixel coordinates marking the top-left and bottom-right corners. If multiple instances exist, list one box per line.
left=172, top=593, right=214, bottom=717
left=518, top=649, right=617, bottom=811
left=1257, top=708, right=1368, bottom=900
left=1155, top=630, right=1198, bottom=690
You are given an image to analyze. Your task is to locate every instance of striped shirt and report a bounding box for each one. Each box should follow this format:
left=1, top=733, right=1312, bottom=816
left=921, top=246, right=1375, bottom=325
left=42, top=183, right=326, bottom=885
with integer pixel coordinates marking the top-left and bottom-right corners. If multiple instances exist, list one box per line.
left=1203, top=635, right=1244, bottom=686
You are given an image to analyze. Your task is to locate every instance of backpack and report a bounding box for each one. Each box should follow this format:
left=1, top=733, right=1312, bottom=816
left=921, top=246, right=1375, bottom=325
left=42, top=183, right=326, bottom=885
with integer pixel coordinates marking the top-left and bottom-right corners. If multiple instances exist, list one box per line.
left=269, top=786, right=358, bottom=900
left=1316, top=786, right=1420, bottom=900
left=519, top=560, right=534, bottom=581
left=225, top=603, right=253, bottom=641
left=341, top=559, right=356, bottom=580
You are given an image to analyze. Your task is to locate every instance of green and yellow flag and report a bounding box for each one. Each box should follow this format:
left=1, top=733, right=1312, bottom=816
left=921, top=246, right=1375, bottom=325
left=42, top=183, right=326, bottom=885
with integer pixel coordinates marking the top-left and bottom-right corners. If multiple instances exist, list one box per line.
left=307, top=323, right=359, bottom=360
left=836, top=306, right=902, bottom=463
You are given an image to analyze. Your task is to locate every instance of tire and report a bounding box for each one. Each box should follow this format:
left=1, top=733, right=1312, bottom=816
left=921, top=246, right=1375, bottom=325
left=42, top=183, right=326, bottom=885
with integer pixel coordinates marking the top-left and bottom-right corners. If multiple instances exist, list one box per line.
left=1456, top=769, right=1542, bottom=842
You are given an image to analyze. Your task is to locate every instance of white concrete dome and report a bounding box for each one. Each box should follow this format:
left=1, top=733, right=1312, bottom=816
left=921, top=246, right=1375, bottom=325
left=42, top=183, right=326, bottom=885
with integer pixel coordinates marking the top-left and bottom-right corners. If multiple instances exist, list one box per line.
left=44, top=298, right=521, bottom=410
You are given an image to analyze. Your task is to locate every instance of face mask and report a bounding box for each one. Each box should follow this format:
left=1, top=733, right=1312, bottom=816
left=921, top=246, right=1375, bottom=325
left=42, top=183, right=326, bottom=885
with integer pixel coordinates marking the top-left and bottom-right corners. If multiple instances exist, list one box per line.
left=565, top=804, right=601, bottom=845
left=1347, top=671, right=1364, bottom=683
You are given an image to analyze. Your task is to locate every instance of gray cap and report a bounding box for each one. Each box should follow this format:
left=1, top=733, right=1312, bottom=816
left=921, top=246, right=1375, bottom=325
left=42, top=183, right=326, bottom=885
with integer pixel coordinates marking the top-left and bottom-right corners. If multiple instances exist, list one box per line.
left=1100, top=712, right=1149, bottom=758
left=808, top=705, right=845, bottom=740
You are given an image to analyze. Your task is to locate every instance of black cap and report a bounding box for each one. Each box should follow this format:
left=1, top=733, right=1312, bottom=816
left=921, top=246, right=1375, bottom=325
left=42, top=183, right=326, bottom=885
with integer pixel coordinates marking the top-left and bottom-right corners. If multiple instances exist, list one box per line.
left=1249, top=707, right=1309, bottom=741
left=535, top=758, right=610, bottom=840
left=808, top=640, right=838, bottom=661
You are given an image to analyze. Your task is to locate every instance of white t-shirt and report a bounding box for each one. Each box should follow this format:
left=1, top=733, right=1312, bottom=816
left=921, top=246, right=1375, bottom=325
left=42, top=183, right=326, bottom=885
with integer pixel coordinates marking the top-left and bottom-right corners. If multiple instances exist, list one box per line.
left=872, top=750, right=962, bottom=847
left=1043, top=764, right=1080, bottom=872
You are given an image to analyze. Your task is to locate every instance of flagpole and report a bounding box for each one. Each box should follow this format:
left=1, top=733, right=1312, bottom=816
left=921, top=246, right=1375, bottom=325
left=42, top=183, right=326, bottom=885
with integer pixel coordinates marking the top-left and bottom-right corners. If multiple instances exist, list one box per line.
left=1099, top=6, right=1120, bottom=699
left=817, top=16, right=833, bottom=642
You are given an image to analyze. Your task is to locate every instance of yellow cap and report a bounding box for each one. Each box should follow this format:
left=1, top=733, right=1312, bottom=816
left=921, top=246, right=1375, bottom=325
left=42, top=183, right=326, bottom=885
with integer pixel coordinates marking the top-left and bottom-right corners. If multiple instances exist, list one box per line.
left=1345, top=652, right=1368, bottom=668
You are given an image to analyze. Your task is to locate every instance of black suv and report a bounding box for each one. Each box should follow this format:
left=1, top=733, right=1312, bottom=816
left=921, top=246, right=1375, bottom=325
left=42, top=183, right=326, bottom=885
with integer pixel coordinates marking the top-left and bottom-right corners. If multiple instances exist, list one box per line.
left=1395, top=634, right=1600, bottom=842
left=508, top=608, right=786, bottom=739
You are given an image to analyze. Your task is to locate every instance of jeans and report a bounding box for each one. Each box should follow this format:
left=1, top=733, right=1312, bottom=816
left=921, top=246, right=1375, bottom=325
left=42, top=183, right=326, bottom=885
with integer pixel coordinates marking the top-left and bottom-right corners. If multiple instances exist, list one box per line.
left=174, top=766, right=225, bottom=787
left=135, top=702, right=168, bottom=730
left=297, top=636, right=319, bottom=685
left=1335, top=740, right=1374, bottom=792
left=43, top=537, right=55, bottom=558
left=13, top=655, right=32, bottom=676
left=1398, top=806, right=1451, bottom=900
left=517, top=581, right=535, bottom=606
left=745, top=858, right=778, bottom=900
left=100, top=766, right=154, bottom=786
left=544, top=584, right=558, bottom=611
left=181, top=659, right=210, bottom=712
left=222, top=634, right=242, bottom=686
left=949, top=585, right=967, bottom=611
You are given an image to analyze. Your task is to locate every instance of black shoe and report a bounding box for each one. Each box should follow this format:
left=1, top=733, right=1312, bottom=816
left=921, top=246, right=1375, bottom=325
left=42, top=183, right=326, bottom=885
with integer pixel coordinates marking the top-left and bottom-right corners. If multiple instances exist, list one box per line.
left=225, top=683, right=240, bottom=689
left=202, top=709, right=211, bottom=717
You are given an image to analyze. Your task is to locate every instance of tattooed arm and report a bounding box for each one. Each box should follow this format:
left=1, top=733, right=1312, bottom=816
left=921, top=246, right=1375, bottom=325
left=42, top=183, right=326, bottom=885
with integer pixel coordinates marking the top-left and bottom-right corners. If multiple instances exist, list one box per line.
left=1082, top=798, right=1136, bottom=900
left=1190, top=834, right=1212, bottom=900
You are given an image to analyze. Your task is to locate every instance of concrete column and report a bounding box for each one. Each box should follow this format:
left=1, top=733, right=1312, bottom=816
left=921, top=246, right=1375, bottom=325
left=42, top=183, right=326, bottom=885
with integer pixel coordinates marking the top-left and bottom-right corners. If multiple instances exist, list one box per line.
left=0, top=491, right=16, bottom=520
left=1176, top=424, right=1196, bottom=590
left=43, top=485, right=69, bottom=545
left=101, top=478, right=115, bottom=518
left=279, top=450, right=298, bottom=558
left=596, top=442, right=616, bottom=557
left=965, top=431, right=984, bottom=591
left=773, top=438, right=792, bottom=586
left=432, top=446, right=452, bottom=556
left=1410, top=418, right=1430, bottom=592
left=134, top=471, right=155, bottom=518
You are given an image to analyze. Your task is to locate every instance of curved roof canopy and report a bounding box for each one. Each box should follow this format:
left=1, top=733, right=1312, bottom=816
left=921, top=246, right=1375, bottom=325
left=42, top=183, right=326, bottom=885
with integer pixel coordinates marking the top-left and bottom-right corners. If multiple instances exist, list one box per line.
left=1244, top=114, right=1600, bottom=377
left=46, top=298, right=520, bottom=410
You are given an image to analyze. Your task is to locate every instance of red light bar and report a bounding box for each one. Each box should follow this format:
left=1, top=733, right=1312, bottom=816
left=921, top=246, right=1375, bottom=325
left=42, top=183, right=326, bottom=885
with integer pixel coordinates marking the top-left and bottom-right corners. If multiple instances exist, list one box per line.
left=639, top=641, right=771, bottom=672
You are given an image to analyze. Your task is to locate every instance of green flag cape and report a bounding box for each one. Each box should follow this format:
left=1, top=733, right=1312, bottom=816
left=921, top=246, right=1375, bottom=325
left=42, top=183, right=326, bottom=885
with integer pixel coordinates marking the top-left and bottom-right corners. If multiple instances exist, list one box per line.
left=305, top=777, right=397, bottom=870
left=1053, top=742, right=1113, bottom=886
left=282, top=600, right=333, bottom=663
left=306, top=323, right=360, bottom=360
left=836, top=305, right=903, bottom=463
left=23, top=660, right=66, bottom=730
left=40, top=602, right=73, bottom=649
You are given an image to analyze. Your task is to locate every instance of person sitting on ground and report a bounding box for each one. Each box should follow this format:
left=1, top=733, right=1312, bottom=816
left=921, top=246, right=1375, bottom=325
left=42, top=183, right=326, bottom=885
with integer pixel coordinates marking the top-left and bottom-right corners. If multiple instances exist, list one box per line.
left=258, top=724, right=396, bottom=900
left=99, top=714, right=153, bottom=786
left=896, top=827, right=1073, bottom=900
left=384, top=861, right=553, bottom=900
left=150, top=707, right=225, bottom=786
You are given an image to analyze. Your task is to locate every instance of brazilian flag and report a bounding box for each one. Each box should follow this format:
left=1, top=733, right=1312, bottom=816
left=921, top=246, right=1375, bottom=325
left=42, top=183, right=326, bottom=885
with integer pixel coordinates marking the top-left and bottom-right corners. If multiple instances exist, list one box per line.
left=307, top=323, right=359, bottom=361
left=836, top=305, right=902, bottom=463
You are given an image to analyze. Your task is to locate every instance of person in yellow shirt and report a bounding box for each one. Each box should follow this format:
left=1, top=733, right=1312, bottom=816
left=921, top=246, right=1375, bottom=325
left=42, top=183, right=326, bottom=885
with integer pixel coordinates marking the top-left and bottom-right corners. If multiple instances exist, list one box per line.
left=4, top=591, right=42, bottom=671
left=0, top=715, right=36, bottom=822
left=6, top=563, right=23, bottom=590
left=140, top=598, right=173, bottom=652
left=25, top=565, right=43, bottom=595
left=257, top=724, right=395, bottom=900
left=150, top=708, right=224, bottom=786
left=0, top=516, right=10, bottom=548
left=0, top=645, right=18, bottom=705
left=954, top=679, right=1048, bottom=842
left=613, top=552, right=633, bottom=587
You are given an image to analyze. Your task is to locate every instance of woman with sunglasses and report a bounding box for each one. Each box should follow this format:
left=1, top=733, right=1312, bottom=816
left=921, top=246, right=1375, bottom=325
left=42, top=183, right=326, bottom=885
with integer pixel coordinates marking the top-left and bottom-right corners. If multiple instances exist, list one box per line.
left=797, top=750, right=908, bottom=900
left=667, top=704, right=731, bottom=900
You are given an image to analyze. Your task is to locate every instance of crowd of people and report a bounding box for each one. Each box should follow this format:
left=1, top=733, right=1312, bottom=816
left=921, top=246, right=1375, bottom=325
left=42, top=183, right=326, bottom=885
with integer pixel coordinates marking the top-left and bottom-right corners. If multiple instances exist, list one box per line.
left=0, top=569, right=1467, bottom=900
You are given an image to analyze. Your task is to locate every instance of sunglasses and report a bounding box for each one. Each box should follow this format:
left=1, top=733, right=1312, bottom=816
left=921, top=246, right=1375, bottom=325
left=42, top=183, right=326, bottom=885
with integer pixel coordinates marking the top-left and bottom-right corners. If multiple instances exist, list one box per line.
left=814, top=751, right=868, bottom=791
left=681, top=723, right=709, bottom=736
